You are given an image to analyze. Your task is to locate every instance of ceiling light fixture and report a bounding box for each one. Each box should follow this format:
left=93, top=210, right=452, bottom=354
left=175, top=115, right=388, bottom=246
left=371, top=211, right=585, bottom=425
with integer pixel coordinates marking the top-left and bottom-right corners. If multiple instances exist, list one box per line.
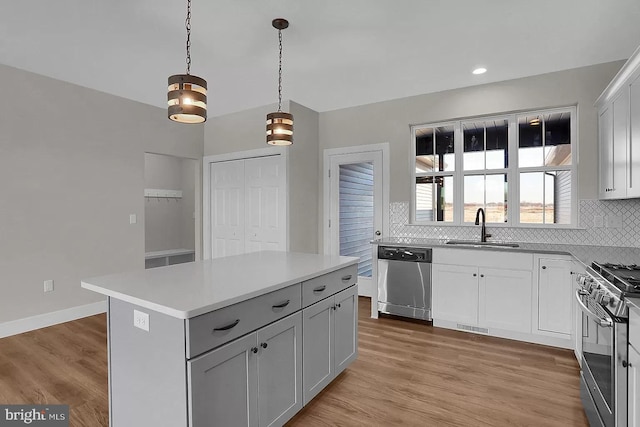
left=266, top=18, right=293, bottom=146
left=167, top=0, right=207, bottom=124
left=529, top=118, right=541, bottom=126
left=472, top=67, right=487, bottom=75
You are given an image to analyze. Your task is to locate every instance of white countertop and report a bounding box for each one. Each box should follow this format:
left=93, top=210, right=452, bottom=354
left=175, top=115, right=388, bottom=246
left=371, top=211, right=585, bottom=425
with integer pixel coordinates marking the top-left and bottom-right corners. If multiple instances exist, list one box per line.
left=372, top=237, right=640, bottom=267
left=82, top=251, right=359, bottom=319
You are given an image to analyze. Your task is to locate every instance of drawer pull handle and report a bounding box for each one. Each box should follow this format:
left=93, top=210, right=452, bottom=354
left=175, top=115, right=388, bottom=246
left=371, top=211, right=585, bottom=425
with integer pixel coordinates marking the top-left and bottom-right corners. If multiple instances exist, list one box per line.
left=341, top=275, right=352, bottom=281
left=542, top=266, right=547, bottom=269
left=261, top=342, right=268, bottom=349
left=251, top=347, right=258, bottom=354
left=213, top=319, right=240, bottom=332
left=272, top=300, right=290, bottom=309
left=313, top=285, right=327, bottom=293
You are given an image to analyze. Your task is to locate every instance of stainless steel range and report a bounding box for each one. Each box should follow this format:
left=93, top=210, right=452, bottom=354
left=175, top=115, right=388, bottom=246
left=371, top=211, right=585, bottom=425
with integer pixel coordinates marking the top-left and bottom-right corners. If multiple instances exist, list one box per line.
left=577, top=261, right=640, bottom=427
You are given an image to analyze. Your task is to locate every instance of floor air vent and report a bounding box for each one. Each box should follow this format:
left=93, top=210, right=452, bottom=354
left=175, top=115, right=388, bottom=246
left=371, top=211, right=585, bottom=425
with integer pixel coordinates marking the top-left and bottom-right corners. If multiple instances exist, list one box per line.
left=456, top=324, right=489, bottom=334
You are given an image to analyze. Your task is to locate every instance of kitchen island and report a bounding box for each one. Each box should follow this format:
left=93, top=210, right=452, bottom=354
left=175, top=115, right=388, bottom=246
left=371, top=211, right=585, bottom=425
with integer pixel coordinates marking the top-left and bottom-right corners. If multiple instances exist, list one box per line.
left=82, top=251, right=359, bottom=427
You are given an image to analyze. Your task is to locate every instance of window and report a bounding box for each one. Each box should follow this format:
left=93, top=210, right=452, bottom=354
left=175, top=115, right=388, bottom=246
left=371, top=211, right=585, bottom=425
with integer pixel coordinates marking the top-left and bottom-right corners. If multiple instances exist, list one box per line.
left=462, top=119, right=509, bottom=223
left=517, top=112, right=573, bottom=225
left=414, top=125, right=455, bottom=222
left=411, top=107, right=576, bottom=227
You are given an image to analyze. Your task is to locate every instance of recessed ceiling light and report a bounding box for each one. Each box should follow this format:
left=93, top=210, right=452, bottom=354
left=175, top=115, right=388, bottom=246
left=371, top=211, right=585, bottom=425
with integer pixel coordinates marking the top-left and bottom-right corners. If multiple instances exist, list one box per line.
left=472, top=67, right=487, bottom=75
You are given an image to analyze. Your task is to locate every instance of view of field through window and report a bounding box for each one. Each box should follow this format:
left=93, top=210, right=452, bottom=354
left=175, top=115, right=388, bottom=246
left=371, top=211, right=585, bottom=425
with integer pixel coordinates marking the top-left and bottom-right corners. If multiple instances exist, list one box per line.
left=414, top=109, right=572, bottom=225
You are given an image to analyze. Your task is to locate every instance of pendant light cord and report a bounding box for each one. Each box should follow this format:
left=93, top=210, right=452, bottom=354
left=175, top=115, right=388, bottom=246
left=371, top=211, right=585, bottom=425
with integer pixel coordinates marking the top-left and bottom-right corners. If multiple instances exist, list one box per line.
left=185, top=0, right=192, bottom=75
left=277, top=29, right=283, bottom=112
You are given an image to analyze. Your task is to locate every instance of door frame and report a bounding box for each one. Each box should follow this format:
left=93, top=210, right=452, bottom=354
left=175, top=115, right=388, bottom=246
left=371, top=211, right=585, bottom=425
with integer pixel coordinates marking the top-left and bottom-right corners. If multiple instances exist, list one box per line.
left=145, top=152, right=202, bottom=262
left=203, top=146, right=289, bottom=259
left=322, top=143, right=390, bottom=317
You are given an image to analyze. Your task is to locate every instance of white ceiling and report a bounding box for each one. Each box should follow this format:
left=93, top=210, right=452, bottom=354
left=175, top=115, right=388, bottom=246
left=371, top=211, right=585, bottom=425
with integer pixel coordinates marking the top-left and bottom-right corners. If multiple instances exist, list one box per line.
left=2, top=0, right=640, bottom=118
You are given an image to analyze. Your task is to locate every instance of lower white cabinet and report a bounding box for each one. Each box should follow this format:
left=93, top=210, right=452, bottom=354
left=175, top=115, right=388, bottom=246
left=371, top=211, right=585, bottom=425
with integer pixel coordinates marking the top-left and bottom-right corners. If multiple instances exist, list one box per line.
left=302, top=285, right=358, bottom=405
left=629, top=344, right=640, bottom=427
left=432, top=264, right=478, bottom=326
left=188, top=312, right=302, bottom=427
left=630, top=304, right=640, bottom=427
left=535, top=256, right=574, bottom=337
left=480, top=268, right=532, bottom=333
left=432, top=264, right=532, bottom=333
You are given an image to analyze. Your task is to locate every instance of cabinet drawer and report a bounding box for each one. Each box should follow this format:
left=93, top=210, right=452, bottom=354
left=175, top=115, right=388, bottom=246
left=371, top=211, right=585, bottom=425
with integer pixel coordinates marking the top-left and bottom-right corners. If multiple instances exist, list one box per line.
left=186, top=284, right=301, bottom=358
left=302, top=265, right=357, bottom=308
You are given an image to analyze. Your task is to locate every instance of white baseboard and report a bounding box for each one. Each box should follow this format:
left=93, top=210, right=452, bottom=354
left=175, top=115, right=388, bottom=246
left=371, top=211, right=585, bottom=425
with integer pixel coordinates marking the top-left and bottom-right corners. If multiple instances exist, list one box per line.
left=0, top=300, right=107, bottom=339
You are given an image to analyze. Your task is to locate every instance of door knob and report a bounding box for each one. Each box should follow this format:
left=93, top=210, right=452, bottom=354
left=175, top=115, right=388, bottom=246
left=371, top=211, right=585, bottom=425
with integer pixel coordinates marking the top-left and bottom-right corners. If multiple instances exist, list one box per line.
left=375, top=230, right=381, bottom=236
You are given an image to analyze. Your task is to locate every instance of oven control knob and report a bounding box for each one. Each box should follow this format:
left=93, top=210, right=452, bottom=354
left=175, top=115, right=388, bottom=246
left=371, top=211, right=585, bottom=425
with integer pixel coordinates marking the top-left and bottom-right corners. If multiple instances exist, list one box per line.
left=598, top=294, right=611, bottom=306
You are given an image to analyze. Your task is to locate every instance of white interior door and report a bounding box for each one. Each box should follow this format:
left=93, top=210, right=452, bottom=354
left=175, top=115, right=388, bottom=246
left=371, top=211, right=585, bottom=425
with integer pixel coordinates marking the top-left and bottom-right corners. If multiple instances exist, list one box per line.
left=210, top=160, right=245, bottom=258
left=327, top=150, right=384, bottom=297
left=244, top=156, right=286, bottom=253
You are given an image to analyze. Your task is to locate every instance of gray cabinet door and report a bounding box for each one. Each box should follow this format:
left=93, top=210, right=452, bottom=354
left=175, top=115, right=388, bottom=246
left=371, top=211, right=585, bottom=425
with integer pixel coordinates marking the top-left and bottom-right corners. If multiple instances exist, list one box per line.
left=302, top=296, right=335, bottom=405
left=334, top=285, right=358, bottom=376
left=256, top=312, right=303, bottom=427
left=188, top=333, right=258, bottom=427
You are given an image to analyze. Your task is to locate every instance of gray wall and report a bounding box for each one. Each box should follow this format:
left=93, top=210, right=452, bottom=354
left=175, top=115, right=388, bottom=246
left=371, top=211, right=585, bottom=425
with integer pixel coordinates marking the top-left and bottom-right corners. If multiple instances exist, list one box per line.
left=204, top=101, right=319, bottom=254
left=0, top=64, right=203, bottom=324
left=144, top=153, right=197, bottom=252
left=318, top=61, right=625, bottom=247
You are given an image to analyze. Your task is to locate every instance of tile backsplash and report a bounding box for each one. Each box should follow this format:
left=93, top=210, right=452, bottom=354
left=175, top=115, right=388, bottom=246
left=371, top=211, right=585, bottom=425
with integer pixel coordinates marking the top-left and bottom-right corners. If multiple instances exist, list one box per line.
left=390, top=199, right=640, bottom=248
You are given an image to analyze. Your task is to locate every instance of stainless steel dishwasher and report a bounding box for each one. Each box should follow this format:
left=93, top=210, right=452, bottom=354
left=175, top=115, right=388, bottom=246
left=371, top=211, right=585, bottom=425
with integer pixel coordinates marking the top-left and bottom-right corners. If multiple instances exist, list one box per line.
left=377, top=246, right=432, bottom=320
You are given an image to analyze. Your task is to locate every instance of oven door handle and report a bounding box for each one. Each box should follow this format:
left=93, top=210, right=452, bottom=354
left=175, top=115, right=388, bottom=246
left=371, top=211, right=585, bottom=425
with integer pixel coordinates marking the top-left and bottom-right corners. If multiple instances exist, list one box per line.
left=574, top=290, right=613, bottom=328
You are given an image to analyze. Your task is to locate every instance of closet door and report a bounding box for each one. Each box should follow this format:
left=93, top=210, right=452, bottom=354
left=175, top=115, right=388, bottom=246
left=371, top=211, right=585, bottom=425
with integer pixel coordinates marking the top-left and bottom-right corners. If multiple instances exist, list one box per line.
left=209, top=160, right=245, bottom=258
left=244, top=156, right=286, bottom=253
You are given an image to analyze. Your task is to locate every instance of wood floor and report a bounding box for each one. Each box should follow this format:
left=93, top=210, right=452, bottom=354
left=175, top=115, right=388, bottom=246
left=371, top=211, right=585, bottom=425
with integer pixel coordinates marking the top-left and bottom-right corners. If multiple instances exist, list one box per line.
left=0, top=297, right=587, bottom=427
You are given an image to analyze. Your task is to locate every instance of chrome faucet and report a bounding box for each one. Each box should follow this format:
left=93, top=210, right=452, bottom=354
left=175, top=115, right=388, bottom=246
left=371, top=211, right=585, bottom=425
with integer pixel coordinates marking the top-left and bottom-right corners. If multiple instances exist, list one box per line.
left=474, top=208, right=492, bottom=242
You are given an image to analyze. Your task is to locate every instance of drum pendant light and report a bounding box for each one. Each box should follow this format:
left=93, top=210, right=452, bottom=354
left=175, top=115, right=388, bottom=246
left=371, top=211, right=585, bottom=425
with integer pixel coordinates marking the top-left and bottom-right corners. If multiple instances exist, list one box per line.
left=167, top=0, right=207, bottom=124
left=266, top=18, right=293, bottom=145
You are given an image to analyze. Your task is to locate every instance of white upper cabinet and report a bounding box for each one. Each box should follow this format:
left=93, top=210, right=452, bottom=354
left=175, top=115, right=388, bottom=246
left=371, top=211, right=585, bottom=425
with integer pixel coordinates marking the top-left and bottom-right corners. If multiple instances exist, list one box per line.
left=628, top=72, right=640, bottom=197
left=597, top=44, right=640, bottom=199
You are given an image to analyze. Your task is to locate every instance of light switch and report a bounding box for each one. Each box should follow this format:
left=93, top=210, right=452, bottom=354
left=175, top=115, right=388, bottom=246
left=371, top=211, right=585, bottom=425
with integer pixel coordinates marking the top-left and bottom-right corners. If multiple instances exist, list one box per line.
left=129, top=214, right=137, bottom=224
left=44, top=280, right=54, bottom=293
left=134, top=310, right=149, bottom=331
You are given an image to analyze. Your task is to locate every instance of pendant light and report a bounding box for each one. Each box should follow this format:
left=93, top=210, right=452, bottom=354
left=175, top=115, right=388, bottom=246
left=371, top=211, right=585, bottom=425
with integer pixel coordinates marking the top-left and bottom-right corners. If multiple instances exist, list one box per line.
left=167, top=0, right=207, bottom=124
left=266, top=18, right=293, bottom=145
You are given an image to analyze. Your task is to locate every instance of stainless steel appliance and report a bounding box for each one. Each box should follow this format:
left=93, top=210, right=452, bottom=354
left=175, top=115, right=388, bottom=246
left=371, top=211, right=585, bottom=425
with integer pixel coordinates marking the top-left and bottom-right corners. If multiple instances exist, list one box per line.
left=576, top=261, right=640, bottom=427
left=377, top=246, right=432, bottom=320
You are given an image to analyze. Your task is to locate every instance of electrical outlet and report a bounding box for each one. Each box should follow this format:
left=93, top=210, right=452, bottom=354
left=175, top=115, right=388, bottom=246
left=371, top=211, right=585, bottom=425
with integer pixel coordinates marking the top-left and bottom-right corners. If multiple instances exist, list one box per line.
left=133, top=310, right=149, bottom=331
left=593, top=215, right=604, bottom=228
left=605, top=214, right=623, bottom=229
left=129, top=214, right=137, bottom=224
left=44, top=280, right=54, bottom=293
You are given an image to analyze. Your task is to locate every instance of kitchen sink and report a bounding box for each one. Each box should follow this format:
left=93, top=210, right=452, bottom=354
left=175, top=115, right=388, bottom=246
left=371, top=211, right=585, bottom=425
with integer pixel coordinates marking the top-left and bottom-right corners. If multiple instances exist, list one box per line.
left=445, top=240, right=520, bottom=248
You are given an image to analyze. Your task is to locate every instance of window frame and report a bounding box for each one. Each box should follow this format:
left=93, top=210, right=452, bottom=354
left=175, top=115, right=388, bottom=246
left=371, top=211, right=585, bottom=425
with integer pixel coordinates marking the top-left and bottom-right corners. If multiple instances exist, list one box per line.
left=410, top=120, right=458, bottom=224
left=409, top=106, right=578, bottom=228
